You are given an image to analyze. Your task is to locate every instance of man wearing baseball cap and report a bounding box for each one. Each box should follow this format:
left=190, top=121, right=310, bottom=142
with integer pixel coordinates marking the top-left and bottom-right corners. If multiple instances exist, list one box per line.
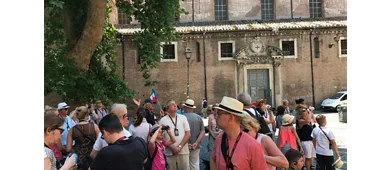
left=144, top=98, right=157, bottom=125
left=210, top=96, right=268, bottom=170
left=57, top=102, right=76, bottom=147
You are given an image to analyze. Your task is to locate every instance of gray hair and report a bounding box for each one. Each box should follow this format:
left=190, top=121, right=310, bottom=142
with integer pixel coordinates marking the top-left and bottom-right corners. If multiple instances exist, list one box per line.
left=111, top=103, right=127, bottom=113
left=237, top=93, right=252, bottom=106
left=282, top=99, right=289, bottom=103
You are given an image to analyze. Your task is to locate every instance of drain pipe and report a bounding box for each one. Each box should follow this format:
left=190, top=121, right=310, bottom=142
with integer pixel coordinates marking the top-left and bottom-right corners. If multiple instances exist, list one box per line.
left=290, top=0, right=293, bottom=19
left=309, top=29, right=316, bottom=107
left=203, top=32, right=208, bottom=100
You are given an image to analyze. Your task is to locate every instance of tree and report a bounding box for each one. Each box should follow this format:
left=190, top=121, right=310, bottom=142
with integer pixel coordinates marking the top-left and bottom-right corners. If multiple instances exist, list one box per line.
left=44, top=0, right=183, bottom=105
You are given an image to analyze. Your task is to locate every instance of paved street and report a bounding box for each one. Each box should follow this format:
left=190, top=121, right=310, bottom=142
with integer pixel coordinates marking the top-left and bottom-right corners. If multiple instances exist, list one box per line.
left=199, top=111, right=347, bottom=170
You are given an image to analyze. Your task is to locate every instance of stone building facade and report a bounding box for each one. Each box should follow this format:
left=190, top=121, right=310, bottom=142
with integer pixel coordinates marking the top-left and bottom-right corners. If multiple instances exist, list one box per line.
left=113, top=0, right=347, bottom=110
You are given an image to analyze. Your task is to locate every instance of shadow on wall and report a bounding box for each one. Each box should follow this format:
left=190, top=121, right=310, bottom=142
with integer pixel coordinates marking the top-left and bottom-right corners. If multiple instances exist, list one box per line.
left=213, top=73, right=235, bottom=101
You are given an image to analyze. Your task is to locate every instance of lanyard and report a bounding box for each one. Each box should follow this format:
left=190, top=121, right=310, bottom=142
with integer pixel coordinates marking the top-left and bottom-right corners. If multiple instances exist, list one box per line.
left=97, top=108, right=105, bottom=118
left=224, top=132, right=242, bottom=170
left=168, top=114, right=177, bottom=128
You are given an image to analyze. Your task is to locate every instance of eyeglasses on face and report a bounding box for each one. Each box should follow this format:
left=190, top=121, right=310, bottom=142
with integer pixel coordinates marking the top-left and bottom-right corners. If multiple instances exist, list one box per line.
left=55, top=127, right=65, bottom=134
left=243, top=129, right=250, bottom=133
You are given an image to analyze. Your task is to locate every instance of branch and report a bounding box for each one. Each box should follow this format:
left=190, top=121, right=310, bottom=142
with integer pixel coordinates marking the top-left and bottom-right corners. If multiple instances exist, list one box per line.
left=64, top=0, right=107, bottom=71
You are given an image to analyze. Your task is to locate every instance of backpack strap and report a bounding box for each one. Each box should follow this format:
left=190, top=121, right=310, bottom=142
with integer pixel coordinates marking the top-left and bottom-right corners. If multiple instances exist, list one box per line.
left=221, top=133, right=228, bottom=165
left=243, top=108, right=258, bottom=120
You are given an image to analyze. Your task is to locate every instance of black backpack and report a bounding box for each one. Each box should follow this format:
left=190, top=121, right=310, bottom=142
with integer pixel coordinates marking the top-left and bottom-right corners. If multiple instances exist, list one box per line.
left=243, top=108, right=272, bottom=136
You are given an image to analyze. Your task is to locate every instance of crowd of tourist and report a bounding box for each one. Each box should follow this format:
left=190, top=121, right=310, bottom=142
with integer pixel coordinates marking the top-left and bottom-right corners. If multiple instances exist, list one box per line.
left=44, top=93, right=343, bottom=170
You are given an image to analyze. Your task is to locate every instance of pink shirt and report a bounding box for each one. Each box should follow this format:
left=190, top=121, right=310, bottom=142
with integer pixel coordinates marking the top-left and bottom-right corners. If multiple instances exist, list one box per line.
left=150, top=140, right=166, bottom=170
left=212, top=132, right=268, bottom=170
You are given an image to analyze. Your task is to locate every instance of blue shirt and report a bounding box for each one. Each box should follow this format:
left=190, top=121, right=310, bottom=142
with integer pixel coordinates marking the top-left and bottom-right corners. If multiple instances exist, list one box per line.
left=176, top=109, right=184, bottom=114
left=61, top=115, right=76, bottom=146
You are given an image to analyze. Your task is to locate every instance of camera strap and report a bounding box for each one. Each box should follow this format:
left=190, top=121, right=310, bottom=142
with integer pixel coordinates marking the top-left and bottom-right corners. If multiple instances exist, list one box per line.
left=319, top=127, right=331, bottom=143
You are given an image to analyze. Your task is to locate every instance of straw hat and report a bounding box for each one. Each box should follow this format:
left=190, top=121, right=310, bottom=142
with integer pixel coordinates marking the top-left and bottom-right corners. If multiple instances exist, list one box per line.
left=213, top=96, right=244, bottom=117
left=332, top=157, right=344, bottom=169
left=183, top=99, right=196, bottom=109
left=282, top=114, right=295, bottom=125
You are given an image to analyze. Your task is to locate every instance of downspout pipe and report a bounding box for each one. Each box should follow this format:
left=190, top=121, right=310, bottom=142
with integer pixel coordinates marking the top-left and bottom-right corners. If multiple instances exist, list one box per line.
left=290, top=0, right=293, bottom=19
left=121, top=35, right=125, bottom=81
left=203, top=32, right=207, bottom=100
left=192, top=0, right=195, bottom=26
left=309, top=29, right=316, bottom=107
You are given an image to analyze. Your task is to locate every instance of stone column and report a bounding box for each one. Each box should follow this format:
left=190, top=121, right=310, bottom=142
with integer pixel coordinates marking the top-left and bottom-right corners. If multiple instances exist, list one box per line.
left=273, top=60, right=282, bottom=106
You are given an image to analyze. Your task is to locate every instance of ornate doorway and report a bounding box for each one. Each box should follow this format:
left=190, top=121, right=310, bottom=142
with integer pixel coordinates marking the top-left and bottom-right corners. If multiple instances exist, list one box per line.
left=235, top=37, right=284, bottom=106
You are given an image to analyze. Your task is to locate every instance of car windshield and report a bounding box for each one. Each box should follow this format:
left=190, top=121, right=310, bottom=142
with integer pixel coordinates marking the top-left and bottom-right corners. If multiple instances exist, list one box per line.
left=329, top=93, right=344, bottom=99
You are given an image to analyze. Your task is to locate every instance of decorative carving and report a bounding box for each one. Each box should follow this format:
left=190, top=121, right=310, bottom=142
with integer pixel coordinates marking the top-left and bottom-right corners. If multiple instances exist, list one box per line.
left=235, top=37, right=284, bottom=66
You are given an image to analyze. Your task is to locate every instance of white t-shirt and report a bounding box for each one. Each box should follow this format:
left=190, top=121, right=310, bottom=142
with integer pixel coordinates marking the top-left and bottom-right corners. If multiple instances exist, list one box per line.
left=159, top=114, right=191, bottom=156
left=44, top=147, right=57, bottom=170
left=311, top=126, right=336, bottom=156
left=93, top=127, right=132, bottom=151
left=129, top=118, right=152, bottom=141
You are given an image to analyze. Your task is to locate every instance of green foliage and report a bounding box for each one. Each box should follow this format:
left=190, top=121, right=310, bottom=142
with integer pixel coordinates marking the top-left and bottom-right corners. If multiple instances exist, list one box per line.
left=120, top=0, right=183, bottom=86
left=45, top=0, right=182, bottom=105
left=45, top=0, right=134, bottom=105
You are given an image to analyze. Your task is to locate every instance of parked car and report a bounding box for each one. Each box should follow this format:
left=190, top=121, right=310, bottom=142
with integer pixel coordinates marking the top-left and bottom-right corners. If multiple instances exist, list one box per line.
left=321, top=91, right=347, bottom=111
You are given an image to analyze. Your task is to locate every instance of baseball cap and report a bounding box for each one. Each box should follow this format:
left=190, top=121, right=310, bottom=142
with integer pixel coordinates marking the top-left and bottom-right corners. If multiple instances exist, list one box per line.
left=57, top=102, right=70, bottom=110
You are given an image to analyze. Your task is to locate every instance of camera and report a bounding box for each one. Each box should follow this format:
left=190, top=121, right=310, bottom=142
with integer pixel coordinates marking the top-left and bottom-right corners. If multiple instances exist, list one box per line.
left=161, top=125, right=170, bottom=131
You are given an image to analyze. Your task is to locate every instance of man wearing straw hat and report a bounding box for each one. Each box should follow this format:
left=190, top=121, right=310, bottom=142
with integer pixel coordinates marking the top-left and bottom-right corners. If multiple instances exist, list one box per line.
left=210, top=96, right=268, bottom=170
left=182, top=99, right=205, bottom=170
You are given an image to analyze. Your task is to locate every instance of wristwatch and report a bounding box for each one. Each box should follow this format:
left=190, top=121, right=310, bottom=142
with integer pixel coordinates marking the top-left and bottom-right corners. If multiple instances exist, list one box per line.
left=178, top=145, right=182, bottom=148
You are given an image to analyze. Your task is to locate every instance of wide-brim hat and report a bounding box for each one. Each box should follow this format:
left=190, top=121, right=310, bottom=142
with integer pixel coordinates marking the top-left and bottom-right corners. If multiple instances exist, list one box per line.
left=183, top=99, right=196, bottom=109
left=214, top=96, right=244, bottom=117
left=282, top=114, right=295, bottom=125
left=57, top=102, right=70, bottom=110
left=332, top=157, right=344, bottom=168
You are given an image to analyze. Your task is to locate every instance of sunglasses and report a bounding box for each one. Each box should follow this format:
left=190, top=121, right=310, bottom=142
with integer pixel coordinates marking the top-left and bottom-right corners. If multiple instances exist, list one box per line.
left=55, top=127, right=65, bottom=134
left=243, top=129, right=250, bottom=133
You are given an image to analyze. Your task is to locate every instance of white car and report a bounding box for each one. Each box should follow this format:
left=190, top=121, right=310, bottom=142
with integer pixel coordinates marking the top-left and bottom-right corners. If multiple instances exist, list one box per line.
left=321, top=91, right=347, bottom=111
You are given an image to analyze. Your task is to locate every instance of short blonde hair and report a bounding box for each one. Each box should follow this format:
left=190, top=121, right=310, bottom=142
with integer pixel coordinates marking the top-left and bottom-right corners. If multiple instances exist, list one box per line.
left=316, top=114, right=326, bottom=125
left=240, top=114, right=260, bottom=132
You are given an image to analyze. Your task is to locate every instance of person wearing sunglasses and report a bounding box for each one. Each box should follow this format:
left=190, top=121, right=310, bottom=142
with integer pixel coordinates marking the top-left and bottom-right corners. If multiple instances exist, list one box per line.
left=57, top=102, right=76, bottom=147
left=240, top=114, right=289, bottom=170
left=90, top=103, right=132, bottom=159
left=45, top=112, right=77, bottom=170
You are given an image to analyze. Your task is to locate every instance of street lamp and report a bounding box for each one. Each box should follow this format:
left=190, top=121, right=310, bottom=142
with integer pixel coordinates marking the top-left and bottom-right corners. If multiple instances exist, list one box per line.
left=185, top=47, right=192, bottom=99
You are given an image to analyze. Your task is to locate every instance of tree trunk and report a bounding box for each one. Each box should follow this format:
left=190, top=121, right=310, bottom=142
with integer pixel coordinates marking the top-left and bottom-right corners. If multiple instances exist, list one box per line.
left=65, top=0, right=107, bottom=71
